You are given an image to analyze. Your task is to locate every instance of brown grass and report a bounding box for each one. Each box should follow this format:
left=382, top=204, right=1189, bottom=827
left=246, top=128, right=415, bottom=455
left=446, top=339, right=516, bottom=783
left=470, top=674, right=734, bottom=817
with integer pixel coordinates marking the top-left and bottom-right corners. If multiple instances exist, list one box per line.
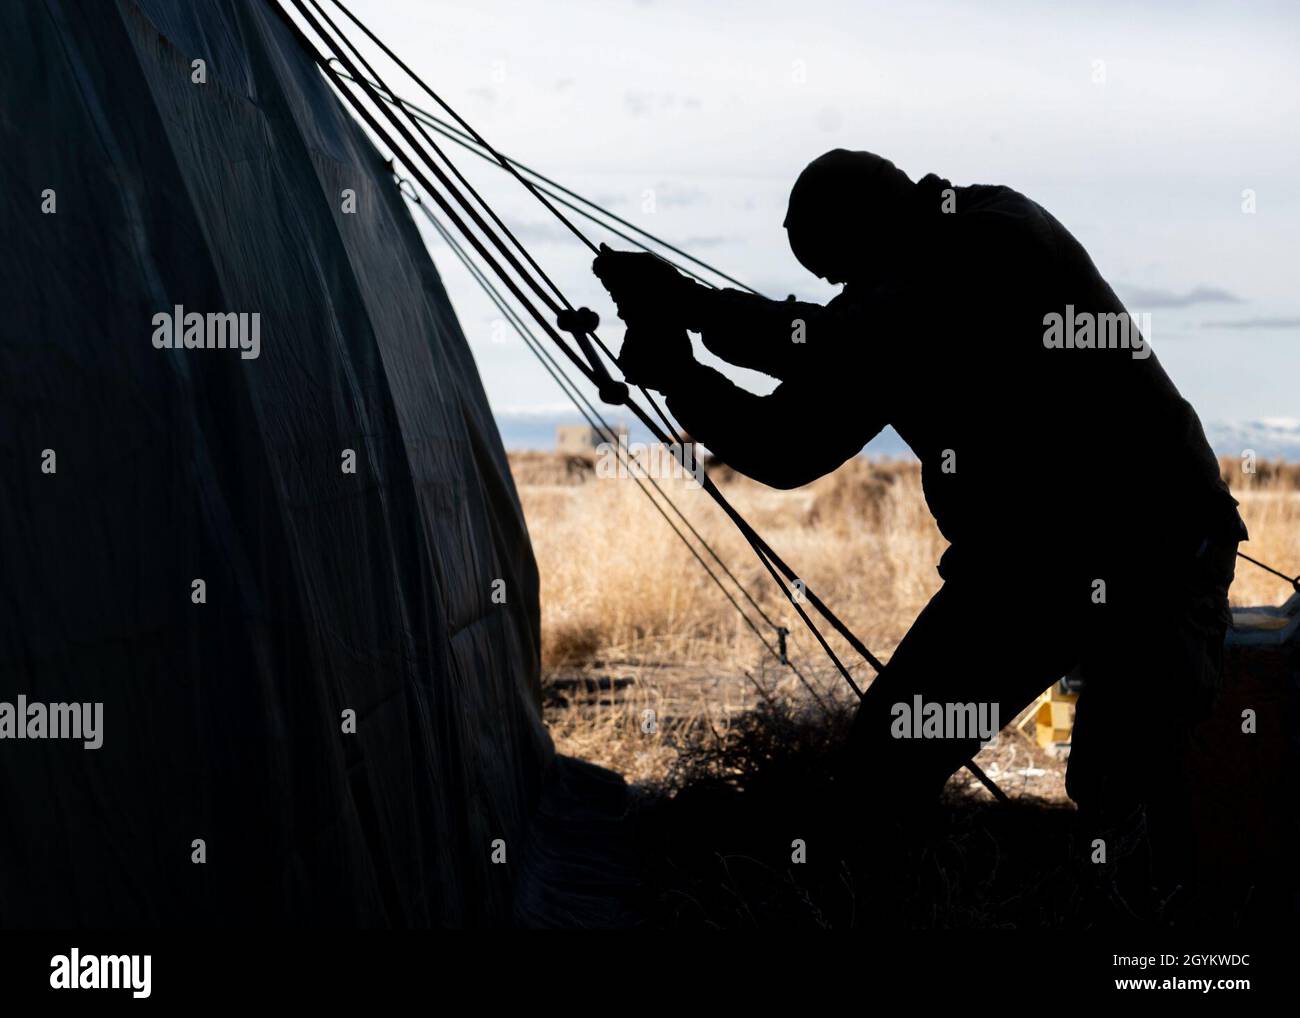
left=514, top=451, right=1299, bottom=785
left=519, top=455, right=948, bottom=673
left=517, top=453, right=1299, bottom=672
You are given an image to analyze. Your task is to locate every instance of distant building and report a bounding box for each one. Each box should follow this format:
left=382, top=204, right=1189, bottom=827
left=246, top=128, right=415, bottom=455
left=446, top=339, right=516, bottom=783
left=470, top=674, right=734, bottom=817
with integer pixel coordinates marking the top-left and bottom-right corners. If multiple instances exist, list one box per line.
left=555, top=423, right=628, bottom=454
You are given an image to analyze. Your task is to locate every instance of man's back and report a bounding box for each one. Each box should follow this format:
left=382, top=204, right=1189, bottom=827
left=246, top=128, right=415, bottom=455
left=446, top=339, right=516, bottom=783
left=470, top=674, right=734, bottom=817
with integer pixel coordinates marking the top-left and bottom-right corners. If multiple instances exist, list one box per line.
left=855, top=176, right=1245, bottom=575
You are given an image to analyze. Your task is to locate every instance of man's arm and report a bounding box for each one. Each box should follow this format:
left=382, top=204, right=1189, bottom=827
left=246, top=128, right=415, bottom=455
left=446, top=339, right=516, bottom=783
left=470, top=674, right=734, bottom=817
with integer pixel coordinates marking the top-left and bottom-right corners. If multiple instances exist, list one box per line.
left=663, top=359, right=886, bottom=489
left=681, top=283, right=885, bottom=384
left=679, top=284, right=832, bottom=381
left=593, top=248, right=859, bottom=383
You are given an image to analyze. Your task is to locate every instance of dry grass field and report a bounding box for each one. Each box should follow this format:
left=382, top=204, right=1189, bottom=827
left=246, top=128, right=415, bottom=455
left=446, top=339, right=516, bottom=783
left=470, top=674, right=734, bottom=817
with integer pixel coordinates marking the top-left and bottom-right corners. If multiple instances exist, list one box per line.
left=512, top=450, right=1300, bottom=792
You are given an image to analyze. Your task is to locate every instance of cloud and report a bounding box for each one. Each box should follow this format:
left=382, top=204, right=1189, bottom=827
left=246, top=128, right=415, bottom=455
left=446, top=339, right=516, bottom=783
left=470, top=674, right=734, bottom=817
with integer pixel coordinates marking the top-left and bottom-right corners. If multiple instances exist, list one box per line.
left=1204, top=418, right=1300, bottom=459
left=622, top=90, right=700, bottom=118
left=649, top=182, right=706, bottom=208
left=1202, top=317, right=1300, bottom=329
left=681, top=235, right=728, bottom=248
left=590, top=192, right=629, bottom=209
left=1118, top=284, right=1242, bottom=308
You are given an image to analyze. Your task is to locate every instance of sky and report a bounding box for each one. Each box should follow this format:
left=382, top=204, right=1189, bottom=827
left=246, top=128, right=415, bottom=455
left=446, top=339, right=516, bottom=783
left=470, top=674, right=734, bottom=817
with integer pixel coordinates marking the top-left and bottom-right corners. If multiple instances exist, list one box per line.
left=330, top=0, right=1299, bottom=448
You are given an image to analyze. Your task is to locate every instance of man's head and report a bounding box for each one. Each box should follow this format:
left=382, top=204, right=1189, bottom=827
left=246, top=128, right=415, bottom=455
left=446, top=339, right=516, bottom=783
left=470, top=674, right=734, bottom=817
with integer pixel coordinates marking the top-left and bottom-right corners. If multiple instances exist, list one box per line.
left=783, top=149, right=918, bottom=285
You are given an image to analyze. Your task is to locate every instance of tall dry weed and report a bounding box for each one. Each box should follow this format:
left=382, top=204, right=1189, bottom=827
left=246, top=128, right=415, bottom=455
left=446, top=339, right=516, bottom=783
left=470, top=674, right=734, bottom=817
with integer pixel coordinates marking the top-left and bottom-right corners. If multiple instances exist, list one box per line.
left=516, top=453, right=1300, bottom=674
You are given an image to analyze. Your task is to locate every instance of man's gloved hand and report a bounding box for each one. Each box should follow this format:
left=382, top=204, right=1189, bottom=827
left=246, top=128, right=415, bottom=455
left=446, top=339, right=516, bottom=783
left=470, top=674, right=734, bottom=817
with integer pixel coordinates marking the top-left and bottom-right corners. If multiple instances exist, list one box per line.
left=617, top=321, right=695, bottom=394
left=594, top=244, right=699, bottom=393
left=592, top=244, right=692, bottom=323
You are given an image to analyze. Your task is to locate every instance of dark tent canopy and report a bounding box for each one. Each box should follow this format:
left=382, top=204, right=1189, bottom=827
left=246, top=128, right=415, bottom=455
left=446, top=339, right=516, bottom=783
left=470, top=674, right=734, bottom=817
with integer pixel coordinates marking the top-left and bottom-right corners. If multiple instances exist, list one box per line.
left=0, top=0, right=609, bottom=926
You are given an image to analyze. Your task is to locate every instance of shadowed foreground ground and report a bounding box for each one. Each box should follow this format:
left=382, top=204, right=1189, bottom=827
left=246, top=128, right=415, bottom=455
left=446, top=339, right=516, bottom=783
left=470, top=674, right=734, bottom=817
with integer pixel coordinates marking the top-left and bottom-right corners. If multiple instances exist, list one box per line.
left=625, top=699, right=1285, bottom=931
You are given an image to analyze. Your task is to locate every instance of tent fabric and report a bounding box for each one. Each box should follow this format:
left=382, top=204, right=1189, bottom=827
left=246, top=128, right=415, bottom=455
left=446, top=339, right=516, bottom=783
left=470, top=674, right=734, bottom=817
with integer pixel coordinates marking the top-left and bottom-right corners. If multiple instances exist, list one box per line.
left=0, top=0, right=573, bottom=926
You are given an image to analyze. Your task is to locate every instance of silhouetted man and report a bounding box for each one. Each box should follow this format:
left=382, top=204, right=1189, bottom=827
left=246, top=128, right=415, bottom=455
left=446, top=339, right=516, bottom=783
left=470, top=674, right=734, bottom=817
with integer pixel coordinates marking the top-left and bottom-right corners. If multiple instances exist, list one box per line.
left=593, top=150, right=1247, bottom=876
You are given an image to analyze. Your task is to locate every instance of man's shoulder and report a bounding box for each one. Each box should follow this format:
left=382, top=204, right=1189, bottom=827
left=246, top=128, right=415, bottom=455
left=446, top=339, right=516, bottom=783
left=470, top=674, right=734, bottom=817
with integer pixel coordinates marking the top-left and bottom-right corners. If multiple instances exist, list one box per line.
left=917, top=173, right=1025, bottom=214
left=955, top=184, right=1054, bottom=240
left=934, top=180, right=1065, bottom=268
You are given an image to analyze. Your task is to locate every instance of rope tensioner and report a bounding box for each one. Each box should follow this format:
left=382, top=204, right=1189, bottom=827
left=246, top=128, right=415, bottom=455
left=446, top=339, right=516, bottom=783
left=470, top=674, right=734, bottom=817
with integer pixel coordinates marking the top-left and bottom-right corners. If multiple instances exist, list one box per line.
left=556, top=307, right=628, bottom=406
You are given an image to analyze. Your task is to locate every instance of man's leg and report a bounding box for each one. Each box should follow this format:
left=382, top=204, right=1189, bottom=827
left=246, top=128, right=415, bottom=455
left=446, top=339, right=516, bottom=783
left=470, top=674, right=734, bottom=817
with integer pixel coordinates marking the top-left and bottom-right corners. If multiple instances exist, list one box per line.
left=843, top=579, right=1084, bottom=814
left=1066, top=539, right=1238, bottom=888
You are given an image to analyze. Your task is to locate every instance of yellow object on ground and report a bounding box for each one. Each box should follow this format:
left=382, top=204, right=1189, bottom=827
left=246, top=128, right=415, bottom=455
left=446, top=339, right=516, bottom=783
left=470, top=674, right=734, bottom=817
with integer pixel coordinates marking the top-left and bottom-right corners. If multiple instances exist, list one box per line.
left=1018, top=681, right=1078, bottom=752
